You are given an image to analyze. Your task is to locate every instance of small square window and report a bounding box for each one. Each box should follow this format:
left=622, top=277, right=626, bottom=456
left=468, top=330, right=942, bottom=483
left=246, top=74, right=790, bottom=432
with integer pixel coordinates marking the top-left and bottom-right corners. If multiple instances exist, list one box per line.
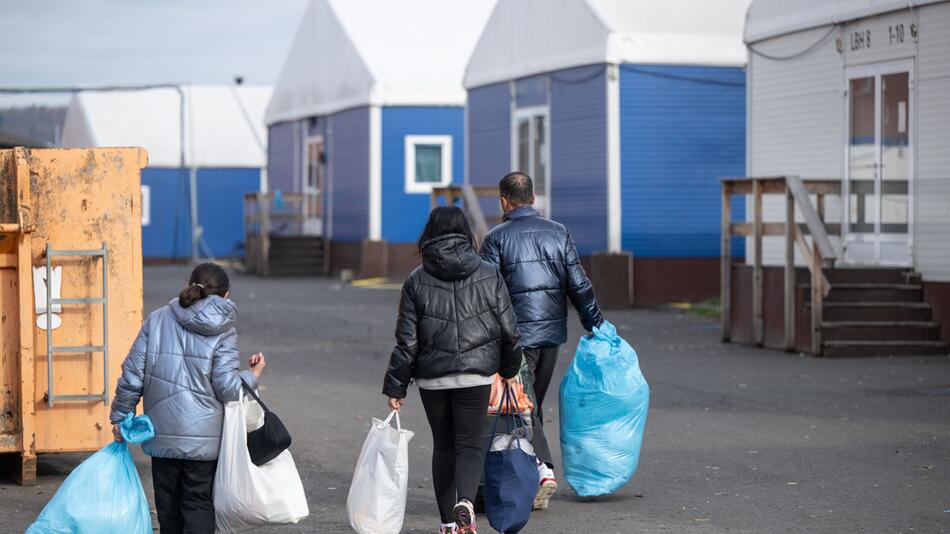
left=414, top=145, right=443, bottom=183
left=405, top=135, right=452, bottom=194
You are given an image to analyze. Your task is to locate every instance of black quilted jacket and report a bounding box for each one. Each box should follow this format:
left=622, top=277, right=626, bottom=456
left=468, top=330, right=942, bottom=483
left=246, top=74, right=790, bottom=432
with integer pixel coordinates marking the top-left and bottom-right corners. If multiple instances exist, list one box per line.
left=480, top=206, right=603, bottom=348
left=382, top=234, right=523, bottom=399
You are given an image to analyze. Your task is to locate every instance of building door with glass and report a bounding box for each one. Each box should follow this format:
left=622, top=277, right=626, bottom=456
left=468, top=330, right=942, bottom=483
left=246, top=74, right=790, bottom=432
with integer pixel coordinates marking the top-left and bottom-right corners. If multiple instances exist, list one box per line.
left=302, top=136, right=325, bottom=236
left=845, top=62, right=913, bottom=265
left=513, top=107, right=550, bottom=216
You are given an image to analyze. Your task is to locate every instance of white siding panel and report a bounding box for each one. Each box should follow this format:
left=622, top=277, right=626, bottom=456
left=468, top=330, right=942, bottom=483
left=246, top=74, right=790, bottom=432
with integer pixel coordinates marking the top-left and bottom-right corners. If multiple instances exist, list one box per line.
left=916, top=3, right=950, bottom=281
left=747, top=26, right=845, bottom=266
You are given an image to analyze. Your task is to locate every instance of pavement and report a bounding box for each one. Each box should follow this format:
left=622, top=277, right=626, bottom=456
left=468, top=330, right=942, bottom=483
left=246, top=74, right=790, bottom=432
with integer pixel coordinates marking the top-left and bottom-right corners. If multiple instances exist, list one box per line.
left=4, top=265, right=950, bottom=534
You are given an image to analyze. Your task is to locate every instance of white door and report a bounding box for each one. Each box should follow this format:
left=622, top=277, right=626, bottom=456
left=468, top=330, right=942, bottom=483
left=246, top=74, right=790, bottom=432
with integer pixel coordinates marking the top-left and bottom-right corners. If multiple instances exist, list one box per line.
left=844, top=61, right=913, bottom=266
left=302, top=136, right=324, bottom=236
left=512, top=107, right=551, bottom=216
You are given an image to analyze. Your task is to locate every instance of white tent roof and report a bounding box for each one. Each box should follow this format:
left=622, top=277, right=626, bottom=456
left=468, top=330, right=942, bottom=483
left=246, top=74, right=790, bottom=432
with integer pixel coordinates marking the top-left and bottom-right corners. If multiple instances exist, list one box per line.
left=745, top=0, right=946, bottom=43
left=265, top=0, right=496, bottom=125
left=464, top=0, right=751, bottom=89
left=60, top=85, right=271, bottom=168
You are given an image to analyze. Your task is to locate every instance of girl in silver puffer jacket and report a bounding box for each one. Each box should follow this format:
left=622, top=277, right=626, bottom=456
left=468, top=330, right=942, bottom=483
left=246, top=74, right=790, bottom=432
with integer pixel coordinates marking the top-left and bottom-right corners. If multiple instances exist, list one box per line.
left=110, top=262, right=265, bottom=534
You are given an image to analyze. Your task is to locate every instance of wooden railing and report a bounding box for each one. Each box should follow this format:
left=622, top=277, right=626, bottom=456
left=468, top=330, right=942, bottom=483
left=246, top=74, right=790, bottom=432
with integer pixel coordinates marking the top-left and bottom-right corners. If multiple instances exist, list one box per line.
left=721, top=177, right=841, bottom=354
left=243, top=192, right=307, bottom=275
left=431, top=185, right=500, bottom=246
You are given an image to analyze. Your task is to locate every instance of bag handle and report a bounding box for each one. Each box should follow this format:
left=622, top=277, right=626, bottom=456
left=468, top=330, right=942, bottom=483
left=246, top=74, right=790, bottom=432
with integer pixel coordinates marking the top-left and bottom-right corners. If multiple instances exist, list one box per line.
left=382, top=409, right=402, bottom=431
left=489, top=383, right=528, bottom=440
left=241, top=381, right=271, bottom=413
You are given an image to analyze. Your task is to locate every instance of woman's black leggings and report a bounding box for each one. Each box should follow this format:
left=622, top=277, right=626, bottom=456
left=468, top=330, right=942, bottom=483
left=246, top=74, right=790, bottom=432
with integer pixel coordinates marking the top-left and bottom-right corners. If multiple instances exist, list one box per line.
left=419, top=384, right=491, bottom=523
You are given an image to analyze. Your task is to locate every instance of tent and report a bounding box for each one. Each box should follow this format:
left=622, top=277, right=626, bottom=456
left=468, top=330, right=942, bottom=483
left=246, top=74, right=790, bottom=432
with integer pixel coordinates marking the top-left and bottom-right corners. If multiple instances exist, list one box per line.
left=464, top=0, right=750, bottom=305
left=61, top=85, right=271, bottom=259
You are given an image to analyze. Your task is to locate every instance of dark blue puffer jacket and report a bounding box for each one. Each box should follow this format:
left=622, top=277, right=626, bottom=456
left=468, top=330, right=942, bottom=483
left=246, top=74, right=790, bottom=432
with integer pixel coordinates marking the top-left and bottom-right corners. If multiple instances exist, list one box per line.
left=480, top=205, right=603, bottom=348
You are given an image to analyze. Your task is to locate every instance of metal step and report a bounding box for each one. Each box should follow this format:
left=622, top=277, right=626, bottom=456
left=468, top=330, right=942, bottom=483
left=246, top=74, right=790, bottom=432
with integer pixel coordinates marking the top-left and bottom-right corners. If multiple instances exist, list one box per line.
left=821, top=321, right=942, bottom=341
left=823, top=340, right=949, bottom=357
left=819, top=301, right=933, bottom=322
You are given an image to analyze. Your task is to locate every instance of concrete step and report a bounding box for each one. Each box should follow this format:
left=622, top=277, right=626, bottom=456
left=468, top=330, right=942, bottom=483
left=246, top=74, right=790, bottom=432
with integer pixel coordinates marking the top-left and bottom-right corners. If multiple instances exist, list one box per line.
left=821, top=321, right=942, bottom=341
left=823, top=340, right=949, bottom=357
left=824, top=283, right=923, bottom=302
left=824, top=268, right=913, bottom=284
left=820, top=302, right=933, bottom=322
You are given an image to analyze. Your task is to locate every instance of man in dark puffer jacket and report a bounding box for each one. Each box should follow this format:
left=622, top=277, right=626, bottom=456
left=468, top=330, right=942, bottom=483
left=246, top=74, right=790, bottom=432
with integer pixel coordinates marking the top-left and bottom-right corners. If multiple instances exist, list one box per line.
left=480, top=172, right=604, bottom=511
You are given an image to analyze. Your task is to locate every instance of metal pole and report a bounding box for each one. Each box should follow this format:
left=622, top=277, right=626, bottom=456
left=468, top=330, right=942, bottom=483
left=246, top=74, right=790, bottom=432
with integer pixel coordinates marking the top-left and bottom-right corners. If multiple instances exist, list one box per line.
left=175, top=85, right=190, bottom=262
left=190, top=166, right=199, bottom=263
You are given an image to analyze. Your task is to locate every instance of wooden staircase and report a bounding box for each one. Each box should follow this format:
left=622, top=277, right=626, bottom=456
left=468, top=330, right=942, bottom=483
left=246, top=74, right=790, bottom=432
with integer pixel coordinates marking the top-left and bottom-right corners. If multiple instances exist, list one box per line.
left=808, top=268, right=948, bottom=357
left=243, top=192, right=329, bottom=277
left=721, top=176, right=949, bottom=357
left=264, top=236, right=327, bottom=276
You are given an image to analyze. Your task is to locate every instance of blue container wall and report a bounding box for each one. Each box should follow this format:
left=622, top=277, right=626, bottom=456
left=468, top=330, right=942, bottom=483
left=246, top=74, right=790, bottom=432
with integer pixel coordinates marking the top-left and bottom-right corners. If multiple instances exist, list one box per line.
left=141, top=168, right=191, bottom=259
left=327, top=106, right=370, bottom=241
left=196, top=168, right=262, bottom=257
left=381, top=106, right=464, bottom=243
left=550, top=65, right=608, bottom=256
left=467, top=82, right=510, bottom=186
left=141, top=167, right=260, bottom=259
left=619, top=64, right=746, bottom=258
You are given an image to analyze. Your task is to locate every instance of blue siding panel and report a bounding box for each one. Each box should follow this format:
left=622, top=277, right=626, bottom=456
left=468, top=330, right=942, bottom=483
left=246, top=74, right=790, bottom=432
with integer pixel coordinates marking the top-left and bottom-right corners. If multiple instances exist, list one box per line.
left=550, top=64, right=608, bottom=256
left=141, top=167, right=261, bottom=259
left=467, top=82, right=510, bottom=186
left=516, top=75, right=548, bottom=108
left=196, top=167, right=261, bottom=257
left=329, top=106, right=370, bottom=241
left=141, top=168, right=191, bottom=259
left=381, top=106, right=465, bottom=243
left=267, top=121, right=298, bottom=193
left=620, top=65, right=746, bottom=258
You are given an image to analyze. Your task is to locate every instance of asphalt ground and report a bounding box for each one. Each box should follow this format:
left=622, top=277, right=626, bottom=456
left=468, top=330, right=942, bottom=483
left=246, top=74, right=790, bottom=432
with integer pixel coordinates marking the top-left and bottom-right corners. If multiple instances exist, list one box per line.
left=5, top=265, right=950, bottom=534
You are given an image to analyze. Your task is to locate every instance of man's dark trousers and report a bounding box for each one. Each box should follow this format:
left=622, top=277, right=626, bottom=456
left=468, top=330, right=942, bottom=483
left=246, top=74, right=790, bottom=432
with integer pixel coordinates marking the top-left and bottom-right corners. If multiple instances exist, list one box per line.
left=524, top=345, right=559, bottom=468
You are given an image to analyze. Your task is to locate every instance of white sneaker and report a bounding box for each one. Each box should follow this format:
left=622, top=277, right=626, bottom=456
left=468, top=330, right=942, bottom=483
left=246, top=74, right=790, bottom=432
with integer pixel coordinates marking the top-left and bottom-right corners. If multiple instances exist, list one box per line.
left=534, top=463, right=558, bottom=510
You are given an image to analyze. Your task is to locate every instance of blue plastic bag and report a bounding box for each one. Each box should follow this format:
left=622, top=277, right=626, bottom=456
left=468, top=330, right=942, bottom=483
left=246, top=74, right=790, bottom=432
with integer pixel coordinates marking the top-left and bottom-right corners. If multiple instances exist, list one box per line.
left=559, top=320, right=649, bottom=497
left=483, top=386, right=539, bottom=533
left=26, top=413, right=155, bottom=534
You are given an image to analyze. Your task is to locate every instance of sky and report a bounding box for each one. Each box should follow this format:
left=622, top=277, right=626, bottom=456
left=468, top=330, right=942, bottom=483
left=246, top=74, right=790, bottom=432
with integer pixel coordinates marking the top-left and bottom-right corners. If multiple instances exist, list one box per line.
left=0, top=0, right=308, bottom=107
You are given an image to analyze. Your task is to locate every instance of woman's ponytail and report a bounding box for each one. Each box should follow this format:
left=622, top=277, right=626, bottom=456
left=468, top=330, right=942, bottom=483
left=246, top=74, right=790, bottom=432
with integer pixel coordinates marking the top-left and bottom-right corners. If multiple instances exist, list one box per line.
left=178, top=283, right=209, bottom=308
left=178, top=263, right=230, bottom=308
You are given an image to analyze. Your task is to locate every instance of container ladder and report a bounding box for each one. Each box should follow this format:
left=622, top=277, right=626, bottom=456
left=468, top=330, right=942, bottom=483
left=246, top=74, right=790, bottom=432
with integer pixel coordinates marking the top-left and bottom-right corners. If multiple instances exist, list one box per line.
left=44, top=242, right=109, bottom=406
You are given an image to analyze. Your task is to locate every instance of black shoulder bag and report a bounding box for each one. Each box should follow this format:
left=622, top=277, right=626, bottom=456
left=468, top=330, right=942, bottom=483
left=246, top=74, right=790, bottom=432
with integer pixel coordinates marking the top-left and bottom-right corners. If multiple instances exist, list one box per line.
left=242, top=382, right=292, bottom=466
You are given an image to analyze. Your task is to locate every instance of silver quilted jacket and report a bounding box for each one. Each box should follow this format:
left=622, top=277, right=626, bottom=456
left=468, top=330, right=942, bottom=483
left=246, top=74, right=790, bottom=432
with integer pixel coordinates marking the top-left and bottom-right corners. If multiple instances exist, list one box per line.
left=110, top=295, right=258, bottom=460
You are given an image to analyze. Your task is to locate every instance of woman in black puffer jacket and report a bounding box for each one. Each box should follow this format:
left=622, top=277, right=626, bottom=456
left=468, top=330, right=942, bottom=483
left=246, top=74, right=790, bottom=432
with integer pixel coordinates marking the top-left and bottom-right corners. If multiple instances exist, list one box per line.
left=383, top=206, right=523, bottom=534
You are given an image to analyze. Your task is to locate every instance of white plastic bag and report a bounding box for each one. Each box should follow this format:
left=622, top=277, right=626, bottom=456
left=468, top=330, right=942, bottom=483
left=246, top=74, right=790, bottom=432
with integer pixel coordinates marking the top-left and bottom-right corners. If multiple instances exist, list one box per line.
left=213, top=389, right=309, bottom=533
left=346, top=411, right=414, bottom=534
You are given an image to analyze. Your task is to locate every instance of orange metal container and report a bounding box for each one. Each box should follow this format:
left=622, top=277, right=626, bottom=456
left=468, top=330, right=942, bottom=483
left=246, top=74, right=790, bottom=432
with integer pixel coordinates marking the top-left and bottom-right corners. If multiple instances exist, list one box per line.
left=0, top=147, right=146, bottom=484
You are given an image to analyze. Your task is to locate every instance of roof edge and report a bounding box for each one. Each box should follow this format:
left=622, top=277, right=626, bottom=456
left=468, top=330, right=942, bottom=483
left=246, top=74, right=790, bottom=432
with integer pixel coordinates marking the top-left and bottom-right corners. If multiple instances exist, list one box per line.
left=265, top=93, right=467, bottom=126
left=744, top=0, right=946, bottom=44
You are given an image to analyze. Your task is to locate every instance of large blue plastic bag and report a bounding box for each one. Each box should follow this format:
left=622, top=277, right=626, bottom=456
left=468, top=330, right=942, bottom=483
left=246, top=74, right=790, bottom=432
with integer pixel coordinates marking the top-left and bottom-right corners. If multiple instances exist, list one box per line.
left=559, top=320, right=649, bottom=497
left=26, top=413, right=154, bottom=534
